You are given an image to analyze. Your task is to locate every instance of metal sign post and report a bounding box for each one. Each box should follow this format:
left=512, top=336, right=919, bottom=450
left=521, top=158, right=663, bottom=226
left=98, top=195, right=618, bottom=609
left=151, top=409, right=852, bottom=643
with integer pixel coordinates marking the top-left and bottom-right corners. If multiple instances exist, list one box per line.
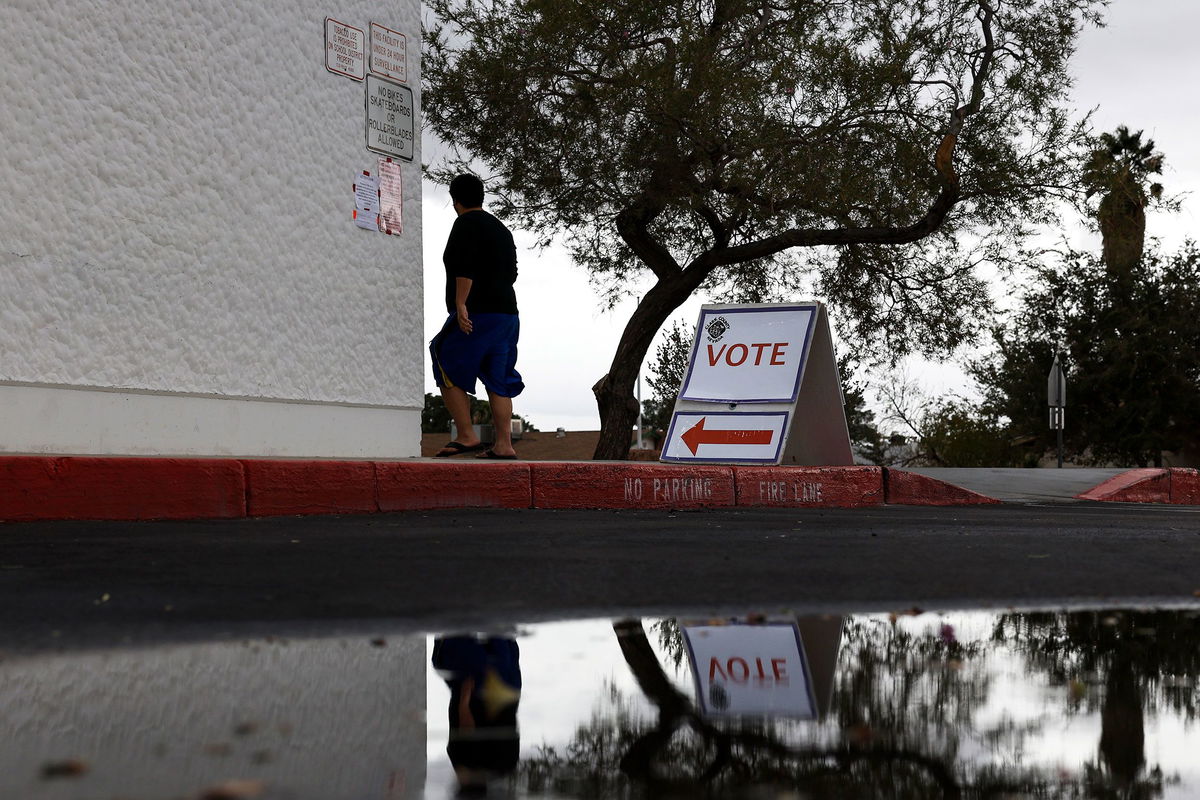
left=1047, top=354, right=1066, bottom=468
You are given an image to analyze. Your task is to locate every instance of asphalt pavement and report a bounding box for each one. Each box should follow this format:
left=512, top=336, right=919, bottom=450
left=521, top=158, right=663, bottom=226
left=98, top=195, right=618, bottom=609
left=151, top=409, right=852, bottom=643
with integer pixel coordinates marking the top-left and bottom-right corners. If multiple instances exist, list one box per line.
left=2, top=502, right=1199, bottom=652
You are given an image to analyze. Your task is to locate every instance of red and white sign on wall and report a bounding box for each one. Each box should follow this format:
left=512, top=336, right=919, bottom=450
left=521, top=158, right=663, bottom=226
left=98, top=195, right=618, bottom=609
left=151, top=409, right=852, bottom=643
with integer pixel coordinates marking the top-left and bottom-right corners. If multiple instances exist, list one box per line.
left=682, top=622, right=817, bottom=719
left=369, top=23, right=407, bottom=83
left=325, top=18, right=365, bottom=81
left=378, top=157, right=403, bottom=235
left=661, top=302, right=853, bottom=466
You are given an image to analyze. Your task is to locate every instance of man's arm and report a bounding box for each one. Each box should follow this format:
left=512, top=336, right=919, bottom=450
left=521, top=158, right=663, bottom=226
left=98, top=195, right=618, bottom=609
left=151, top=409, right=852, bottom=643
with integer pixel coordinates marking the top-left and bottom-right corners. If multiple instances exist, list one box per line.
left=456, top=277, right=473, bottom=334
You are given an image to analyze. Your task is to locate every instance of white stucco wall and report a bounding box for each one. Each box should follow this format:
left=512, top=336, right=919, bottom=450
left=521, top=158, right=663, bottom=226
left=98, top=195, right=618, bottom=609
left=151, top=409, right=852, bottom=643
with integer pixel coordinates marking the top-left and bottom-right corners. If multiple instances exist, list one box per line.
left=0, top=635, right=427, bottom=798
left=0, top=0, right=423, bottom=457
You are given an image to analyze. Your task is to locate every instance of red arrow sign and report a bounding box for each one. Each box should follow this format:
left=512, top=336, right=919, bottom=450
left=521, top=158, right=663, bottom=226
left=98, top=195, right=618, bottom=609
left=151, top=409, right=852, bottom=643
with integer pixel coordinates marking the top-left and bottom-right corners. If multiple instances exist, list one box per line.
left=681, top=417, right=775, bottom=455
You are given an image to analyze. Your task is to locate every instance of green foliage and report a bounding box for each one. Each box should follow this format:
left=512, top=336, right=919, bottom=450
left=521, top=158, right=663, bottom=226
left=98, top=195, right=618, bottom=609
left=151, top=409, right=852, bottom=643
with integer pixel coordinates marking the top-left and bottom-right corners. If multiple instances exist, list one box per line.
left=1082, top=126, right=1170, bottom=277
left=424, top=0, right=1104, bottom=457
left=640, top=320, right=692, bottom=445
left=422, top=392, right=490, bottom=433
left=424, top=0, right=1101, bottom=359
left=840, top=354, right=890, bottom=465
left=422, top=392, right=539, bottom=433
left=421, top=393, right=452, bottom=434
left=973, top=245, right=1200, bottom=466
left=915, top=399, right=1027, bottom=467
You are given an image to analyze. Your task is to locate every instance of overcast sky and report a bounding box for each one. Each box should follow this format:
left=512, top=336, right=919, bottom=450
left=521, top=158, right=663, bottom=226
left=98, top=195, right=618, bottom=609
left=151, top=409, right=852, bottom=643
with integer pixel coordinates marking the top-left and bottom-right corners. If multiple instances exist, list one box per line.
left=420, top=0, right=1200, bottom=433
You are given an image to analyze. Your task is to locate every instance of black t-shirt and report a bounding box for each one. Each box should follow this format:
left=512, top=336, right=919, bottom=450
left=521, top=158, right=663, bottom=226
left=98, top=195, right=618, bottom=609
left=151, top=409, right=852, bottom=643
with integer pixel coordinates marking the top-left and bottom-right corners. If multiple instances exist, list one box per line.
left=443, top=210, right=518, bottom=315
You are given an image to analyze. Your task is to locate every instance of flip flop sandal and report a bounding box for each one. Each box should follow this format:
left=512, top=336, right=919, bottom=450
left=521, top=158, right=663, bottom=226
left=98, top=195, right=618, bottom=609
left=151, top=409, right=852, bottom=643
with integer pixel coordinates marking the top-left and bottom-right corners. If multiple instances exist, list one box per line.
left=476, top=449, right=518, bottom=460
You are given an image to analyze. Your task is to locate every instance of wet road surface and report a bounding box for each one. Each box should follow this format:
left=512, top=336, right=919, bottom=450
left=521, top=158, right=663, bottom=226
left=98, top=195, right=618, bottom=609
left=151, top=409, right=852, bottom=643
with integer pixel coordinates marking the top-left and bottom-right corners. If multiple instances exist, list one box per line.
left=2, top=502, right=1198, bottom=648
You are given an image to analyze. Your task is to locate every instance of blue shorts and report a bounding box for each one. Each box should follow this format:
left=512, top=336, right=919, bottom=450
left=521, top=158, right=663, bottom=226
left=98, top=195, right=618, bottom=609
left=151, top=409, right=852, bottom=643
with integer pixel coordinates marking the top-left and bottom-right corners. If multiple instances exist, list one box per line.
left=430, top=313, right=524, bottom=398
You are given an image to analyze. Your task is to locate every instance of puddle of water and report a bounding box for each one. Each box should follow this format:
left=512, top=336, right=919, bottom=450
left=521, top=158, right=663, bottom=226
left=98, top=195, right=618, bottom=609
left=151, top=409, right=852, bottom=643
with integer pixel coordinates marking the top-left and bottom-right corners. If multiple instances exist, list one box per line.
left=3, top=608, right=1199, bottom=798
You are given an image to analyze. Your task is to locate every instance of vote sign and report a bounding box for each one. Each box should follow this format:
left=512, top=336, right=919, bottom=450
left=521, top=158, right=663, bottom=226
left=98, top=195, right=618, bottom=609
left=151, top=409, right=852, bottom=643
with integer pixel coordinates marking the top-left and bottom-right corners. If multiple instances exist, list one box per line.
left=682, top=622, right=816, bottom=719
left=661, top=301, right=853, bottom=466
left=679, top=306, right=815, bottom=403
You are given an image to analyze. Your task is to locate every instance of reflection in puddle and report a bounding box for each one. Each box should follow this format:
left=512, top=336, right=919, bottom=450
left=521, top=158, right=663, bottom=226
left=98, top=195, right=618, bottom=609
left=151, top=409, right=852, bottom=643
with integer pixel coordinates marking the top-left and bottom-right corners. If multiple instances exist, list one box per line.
left=432, top=635, right=523, bottom=793
left=427, top=610, right=1200, bottom=799
left=2, top=608, right=1198, bottom=798
left=1, top=635, right=428, bottom=798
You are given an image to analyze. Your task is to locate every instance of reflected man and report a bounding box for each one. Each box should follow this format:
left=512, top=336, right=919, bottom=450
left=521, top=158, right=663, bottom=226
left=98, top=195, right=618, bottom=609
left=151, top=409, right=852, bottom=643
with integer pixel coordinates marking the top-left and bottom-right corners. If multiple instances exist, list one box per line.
left=432, top=635, right=522, bottom=795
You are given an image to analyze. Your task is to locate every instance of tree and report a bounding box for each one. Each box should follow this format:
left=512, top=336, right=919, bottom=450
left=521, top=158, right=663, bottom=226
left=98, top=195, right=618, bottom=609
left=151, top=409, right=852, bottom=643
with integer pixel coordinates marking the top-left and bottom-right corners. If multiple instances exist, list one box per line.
left=1082, top=126, right=1167, bottom=280
left=640, top=320, right=692, bottom=447
left=840, top=355, right=890, bottom=465
left=973, top=245, right=1200, bottom=466
left=879, top=374, right=1024, bottom=467
left=424, top=0, right=1103, bottom=458
left=972, top=127, right=1194, bottom=467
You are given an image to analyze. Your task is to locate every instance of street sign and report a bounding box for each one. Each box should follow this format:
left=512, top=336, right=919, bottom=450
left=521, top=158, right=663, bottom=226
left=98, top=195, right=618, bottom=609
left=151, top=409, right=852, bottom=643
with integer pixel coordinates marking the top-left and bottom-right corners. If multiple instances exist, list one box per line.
left=365, top=75, right=414, bottom=161
left=1047, top=354, right=1067, bottom=466
left=1047, top=355, right=1066, bottom=408
left=682, top=622, right=817, bottom=719
left=661, top=302, right=853, bottom=466
left=325, top=18, right=365, bottom=81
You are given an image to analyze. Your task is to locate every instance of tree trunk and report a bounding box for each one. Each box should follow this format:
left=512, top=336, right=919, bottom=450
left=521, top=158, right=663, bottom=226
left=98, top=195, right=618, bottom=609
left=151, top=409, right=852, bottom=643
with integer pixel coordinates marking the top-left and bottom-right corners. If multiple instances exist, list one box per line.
left=1099, top=187, right=1146, bottom=279
left=1099, top=651, right=1144, bottom=788
left=592, top=273, right=706, bottom=460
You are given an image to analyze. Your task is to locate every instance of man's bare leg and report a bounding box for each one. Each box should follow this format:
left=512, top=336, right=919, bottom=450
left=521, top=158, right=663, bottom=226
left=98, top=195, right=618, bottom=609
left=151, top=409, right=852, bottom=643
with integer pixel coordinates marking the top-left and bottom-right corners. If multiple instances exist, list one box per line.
left=486, top=391, right=517, bottom=457
left=438, top=386, right=482, bottom=454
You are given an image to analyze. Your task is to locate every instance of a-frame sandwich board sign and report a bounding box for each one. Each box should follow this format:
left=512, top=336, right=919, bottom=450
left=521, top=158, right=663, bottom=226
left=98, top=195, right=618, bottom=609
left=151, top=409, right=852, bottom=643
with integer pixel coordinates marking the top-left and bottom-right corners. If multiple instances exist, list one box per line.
left=659, top=302, right=853, bottom=466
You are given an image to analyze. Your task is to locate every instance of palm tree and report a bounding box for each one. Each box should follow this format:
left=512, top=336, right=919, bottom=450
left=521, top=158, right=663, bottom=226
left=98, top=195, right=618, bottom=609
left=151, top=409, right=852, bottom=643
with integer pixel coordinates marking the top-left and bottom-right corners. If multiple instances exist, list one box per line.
left=1081, top=126, right=1165, bottom=279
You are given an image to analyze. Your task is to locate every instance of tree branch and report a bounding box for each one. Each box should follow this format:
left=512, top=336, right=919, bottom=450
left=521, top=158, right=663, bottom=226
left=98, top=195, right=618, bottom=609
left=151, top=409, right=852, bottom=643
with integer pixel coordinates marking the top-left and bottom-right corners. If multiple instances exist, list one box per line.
left=703, top=0, right=998, bottom=269
left=615, top=199, right=682, bottom=280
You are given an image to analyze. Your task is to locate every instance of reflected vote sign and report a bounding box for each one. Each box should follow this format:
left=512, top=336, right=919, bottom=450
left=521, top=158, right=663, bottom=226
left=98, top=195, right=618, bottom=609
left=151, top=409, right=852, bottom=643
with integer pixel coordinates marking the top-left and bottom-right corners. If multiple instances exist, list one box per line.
left=682, top=622, right=816, bottom=719
left=680, top=306, right=815, bottom=403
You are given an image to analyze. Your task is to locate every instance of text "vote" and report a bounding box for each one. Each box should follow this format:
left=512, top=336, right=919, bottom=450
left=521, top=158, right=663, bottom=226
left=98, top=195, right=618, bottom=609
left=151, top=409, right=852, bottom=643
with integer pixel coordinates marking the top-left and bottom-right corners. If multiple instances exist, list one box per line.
left=709, top=656, right=790, bottom=684
left=707, top=342, right=789, bottom=367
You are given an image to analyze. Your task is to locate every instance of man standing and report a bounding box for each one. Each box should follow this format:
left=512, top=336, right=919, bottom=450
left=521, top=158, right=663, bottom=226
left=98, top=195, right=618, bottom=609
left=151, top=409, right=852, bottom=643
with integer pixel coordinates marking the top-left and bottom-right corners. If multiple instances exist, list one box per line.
left=430, top=174, right=523, bottom=459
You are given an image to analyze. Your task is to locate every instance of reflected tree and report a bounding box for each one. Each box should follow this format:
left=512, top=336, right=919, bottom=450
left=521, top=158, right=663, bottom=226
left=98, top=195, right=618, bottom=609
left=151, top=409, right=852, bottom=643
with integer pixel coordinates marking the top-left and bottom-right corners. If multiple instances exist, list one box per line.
left=518, top=615, right=1094, bottom=798
left=994, top=610, right=1200, bottom=799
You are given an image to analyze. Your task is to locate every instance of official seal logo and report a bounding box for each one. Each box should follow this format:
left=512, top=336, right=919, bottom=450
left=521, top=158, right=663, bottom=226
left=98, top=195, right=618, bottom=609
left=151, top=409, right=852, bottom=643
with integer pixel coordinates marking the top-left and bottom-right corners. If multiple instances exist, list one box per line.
left=705, top=316, right=730, bottom=343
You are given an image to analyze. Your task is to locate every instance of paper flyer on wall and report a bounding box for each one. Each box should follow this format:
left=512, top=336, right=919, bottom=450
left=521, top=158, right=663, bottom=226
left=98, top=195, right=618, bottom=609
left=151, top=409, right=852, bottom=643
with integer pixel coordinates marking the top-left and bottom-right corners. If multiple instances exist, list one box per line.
left=378, top=158, right=402, bottom=235
left=354, top=170, right=379, bottom=230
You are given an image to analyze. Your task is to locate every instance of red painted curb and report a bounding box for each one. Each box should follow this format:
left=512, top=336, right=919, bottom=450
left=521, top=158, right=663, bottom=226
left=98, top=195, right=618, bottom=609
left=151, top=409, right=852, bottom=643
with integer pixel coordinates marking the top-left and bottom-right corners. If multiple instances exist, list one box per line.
left=884, top=469, right=1001, bottom=506
left=243, top=459, right=377, bottom=517
left=377, top=461, right=531, bottom=511
left=1170, top=468, right=1200, bottom=505
left=33, top=455, right=1200, bottom=521
left=733, top=466, right=884, bottom=508
left=1075, top=468, right=1169, bottom=503
left=531, top=462, right=735, bottom=509
left=0, top=456, right=245, bottom=522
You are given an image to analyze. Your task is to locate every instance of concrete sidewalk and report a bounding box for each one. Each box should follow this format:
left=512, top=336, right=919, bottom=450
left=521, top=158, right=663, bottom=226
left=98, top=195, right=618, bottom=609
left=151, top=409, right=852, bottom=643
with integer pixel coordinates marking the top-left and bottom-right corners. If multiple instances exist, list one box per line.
left=908, top=468, right=1127, bottom=503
